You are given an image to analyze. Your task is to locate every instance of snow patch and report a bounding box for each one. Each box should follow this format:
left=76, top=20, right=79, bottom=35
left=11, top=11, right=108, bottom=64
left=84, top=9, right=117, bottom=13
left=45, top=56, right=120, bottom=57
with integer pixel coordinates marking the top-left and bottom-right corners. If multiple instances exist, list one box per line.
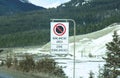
left=82, top=0, right=92, bottom=5
left=82, top=2, right=87, bottom=5
left=75, top=3, right=80, bottom=7
left=62, top=4, right=66, bottom=7
left=19, top=0, right=29, bottom=3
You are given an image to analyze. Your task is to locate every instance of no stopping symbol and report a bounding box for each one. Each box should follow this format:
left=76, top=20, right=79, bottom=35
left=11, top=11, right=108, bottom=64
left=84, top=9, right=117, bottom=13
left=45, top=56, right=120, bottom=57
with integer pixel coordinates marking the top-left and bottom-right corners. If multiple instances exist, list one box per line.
left=53, top=23, right=66, bottom=36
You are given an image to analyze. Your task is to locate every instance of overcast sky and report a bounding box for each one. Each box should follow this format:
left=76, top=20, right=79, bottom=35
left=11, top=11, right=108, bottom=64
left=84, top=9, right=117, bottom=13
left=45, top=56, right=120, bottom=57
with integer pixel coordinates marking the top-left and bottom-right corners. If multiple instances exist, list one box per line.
left=28, top=0, right=70, bottom=8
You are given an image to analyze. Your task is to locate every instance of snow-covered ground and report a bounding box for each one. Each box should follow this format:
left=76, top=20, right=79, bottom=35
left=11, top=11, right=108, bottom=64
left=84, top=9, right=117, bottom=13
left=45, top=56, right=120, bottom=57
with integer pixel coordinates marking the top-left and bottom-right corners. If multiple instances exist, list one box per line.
left=42, top=23, right=120, bottom=78
left=64, top=61, right=105, bottom=78
left=42, top=23, right=120, bottom=57
left=1, top=23, right=120, bottom=78
left=54, top=56, right=105, bottom=78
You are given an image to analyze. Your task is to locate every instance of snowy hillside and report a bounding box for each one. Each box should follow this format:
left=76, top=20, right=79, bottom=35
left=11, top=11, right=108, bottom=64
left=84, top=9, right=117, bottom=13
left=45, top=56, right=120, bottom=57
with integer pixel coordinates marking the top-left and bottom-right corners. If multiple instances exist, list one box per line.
left=1, top=23, right=120, bottom=78
left=61, top=0, right=92, bottom=7
left=42, top=23, right=120, bottom=57
left=9, top=23, right=120, bottom=58
left=40, top=23, right=120, bottom=78
left=8, top=23, right=120, bottom=58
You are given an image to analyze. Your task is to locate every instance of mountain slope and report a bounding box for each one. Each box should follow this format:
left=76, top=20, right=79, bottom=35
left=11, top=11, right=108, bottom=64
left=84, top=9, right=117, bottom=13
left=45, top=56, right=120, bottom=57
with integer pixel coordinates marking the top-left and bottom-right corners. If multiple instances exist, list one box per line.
left=0, top=0, right=45, bottom=15
left=58, top=0, right=120, bottom=25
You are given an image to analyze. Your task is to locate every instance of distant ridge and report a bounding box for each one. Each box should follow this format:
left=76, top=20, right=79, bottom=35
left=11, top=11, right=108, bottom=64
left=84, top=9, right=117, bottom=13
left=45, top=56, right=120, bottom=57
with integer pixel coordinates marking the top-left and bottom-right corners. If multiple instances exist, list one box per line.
left=0, top=0, right=45, bottom=15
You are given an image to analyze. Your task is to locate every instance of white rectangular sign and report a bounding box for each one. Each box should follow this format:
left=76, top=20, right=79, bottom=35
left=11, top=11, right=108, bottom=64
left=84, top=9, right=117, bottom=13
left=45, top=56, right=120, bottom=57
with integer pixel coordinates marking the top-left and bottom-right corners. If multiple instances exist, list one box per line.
left=51, top=22, right=69, bottom=54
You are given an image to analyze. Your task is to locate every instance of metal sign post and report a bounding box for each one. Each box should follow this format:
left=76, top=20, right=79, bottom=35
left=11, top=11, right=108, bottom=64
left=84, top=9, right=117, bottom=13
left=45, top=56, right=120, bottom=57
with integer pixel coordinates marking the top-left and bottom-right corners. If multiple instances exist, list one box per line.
left=51, top=19, right=76, bottom=78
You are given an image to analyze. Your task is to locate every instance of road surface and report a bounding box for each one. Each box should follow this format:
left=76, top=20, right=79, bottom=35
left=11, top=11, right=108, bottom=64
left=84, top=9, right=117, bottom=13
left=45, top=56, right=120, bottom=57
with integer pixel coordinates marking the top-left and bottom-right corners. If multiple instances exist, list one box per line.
left=0, top=73, right=13, bottom=78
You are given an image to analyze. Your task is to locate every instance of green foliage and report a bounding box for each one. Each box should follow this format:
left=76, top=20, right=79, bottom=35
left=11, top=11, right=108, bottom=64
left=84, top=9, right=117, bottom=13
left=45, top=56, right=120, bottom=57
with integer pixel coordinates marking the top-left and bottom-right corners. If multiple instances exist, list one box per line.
left=103, top=31, right=120, bottom=78
left=36, top=57, right=56, bottom=73
left=0, top=60, right=4, bottom=66
left=35, top=57, right=66, bottom=78
left=18, top=56, right=66, bottom=78
left=13, top=56, right=18, bottom=69
left=89, top=71, right=94, bottom=78
left=53, top=66, right=67, bottom=78
left=102, top=66, right=110, bottom=78
left=6, top=54, right=12, bottom=68
left=88, top=53, right=93, bottom=58
left=0, top=30, right=50, bottom=47
left=19, top=55, right=35, bottom=72
left=97, top=65, right=104, bottom=78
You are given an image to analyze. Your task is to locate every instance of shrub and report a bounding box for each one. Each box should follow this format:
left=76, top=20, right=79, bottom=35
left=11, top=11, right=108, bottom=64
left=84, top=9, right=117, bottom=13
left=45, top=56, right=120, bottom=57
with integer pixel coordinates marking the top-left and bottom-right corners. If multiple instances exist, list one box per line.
left=36, top=57, right=56, bottom=73
left=0, top=60, right=4, bottom=66
left=19, top=55, right=35, bottom=72
left=6, top=56, right=12, bottom=68
left=36, top=57, right=67, bottom=78
left=13, top=57, right=18, bottom=69
left=53, top=66, right=66, bottom=78
left=17, top=55, right=67, bottom=78
left=89, top=71, right=94, bottom=78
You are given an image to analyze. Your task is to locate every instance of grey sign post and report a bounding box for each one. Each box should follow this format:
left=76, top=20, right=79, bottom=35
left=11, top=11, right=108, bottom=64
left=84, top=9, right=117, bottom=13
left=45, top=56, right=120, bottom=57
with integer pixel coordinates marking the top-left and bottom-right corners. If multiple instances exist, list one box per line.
left=51, top=19, right=76, bottom=78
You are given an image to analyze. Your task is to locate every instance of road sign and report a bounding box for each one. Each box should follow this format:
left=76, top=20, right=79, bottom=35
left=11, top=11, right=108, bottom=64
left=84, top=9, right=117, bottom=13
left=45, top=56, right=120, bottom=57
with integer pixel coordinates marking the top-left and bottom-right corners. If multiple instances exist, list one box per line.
left=51, top=22, right=69, bottom=54
left=53, top=23, right=66, bottom=36
left=51, top=19, right=76, bottom=78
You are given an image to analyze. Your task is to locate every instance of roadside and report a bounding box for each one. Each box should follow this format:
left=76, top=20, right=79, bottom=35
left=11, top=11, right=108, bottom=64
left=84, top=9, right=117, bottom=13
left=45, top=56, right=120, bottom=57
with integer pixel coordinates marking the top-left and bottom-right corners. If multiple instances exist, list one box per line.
left=0, top=66, right=36, bottom=78
left=0, top=66, right=59, bottom=78
left=0, top=73, right=13, bottom=78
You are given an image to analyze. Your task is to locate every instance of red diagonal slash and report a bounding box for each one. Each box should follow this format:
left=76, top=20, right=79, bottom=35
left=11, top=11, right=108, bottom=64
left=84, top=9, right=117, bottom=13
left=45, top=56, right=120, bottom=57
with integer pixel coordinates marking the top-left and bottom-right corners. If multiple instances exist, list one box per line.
left=56, top=26, right=63, bottom=33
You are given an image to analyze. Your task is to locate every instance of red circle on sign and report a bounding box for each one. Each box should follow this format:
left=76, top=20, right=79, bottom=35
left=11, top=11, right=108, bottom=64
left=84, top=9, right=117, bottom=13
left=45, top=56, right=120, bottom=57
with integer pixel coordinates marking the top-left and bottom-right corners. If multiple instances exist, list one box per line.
left=53, top=23, right=66, bottom=36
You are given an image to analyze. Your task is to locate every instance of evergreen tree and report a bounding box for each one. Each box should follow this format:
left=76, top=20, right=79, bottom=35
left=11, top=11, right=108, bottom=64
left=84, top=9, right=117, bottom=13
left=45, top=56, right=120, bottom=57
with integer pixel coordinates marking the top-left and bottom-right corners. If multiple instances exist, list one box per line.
left=103, top=31, right=120, bottom=78
left=98, top=65, right=104, bottom=78
left=6, top=54, right=12, bottom=68
left=89, top=71, right=94, bottom=78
